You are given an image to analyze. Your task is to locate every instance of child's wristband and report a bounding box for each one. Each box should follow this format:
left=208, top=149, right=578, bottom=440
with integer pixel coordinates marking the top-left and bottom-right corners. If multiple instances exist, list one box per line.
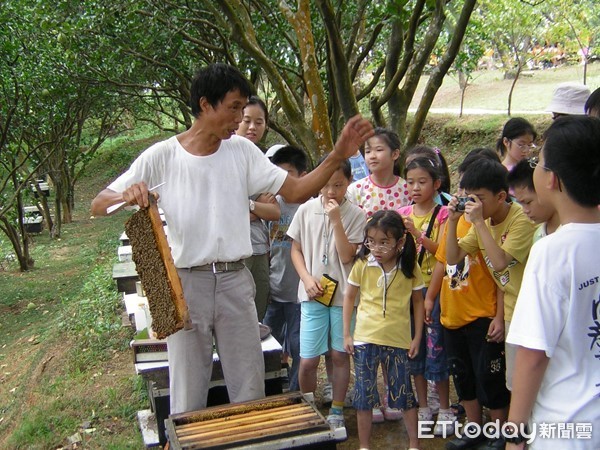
left=416, top=232, right=425, bottom=245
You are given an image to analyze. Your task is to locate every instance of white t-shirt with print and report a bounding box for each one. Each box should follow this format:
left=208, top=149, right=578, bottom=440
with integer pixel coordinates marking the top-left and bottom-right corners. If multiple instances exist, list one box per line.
left=507, top=223, right=600, bottom=450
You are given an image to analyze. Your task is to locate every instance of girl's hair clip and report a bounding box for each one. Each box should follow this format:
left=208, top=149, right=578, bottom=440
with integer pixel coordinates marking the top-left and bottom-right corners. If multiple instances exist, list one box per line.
left=433, top=147, right=441, bottom=154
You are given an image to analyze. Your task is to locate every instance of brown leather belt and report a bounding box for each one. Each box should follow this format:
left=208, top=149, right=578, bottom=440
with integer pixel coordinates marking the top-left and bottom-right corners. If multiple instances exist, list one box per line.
left=189, top=260, right=246, bottom=273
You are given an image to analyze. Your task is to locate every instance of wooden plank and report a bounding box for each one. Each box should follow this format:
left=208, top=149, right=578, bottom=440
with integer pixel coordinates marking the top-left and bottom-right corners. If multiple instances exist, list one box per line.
left=178, top=414, right=321, bottom=446
left=175, top=404, right=314, bottom=435
left=170, top=393, right=302, bottom=425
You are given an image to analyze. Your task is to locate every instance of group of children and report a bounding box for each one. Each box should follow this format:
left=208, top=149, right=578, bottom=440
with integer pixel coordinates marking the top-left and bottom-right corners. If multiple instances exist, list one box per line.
left=243, top=97, right=600, bottom=450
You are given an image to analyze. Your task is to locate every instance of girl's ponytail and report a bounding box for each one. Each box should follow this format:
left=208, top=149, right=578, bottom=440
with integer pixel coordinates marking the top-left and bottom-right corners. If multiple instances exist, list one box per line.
left=400, top=233, right=417, bottom=279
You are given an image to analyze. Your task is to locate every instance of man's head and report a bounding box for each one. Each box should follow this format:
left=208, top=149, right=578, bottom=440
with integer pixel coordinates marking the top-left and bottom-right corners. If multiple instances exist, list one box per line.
left=534, top=116, right=600, bottom=208
left=271, top=145, right=310, bottom=178
left=546, top=82, right=591, bottom=119
left=508, top=160, right=556, bottom=224
left=190, top=64, right=253, bottom=118
left=460, top=158, right=509, bottom=219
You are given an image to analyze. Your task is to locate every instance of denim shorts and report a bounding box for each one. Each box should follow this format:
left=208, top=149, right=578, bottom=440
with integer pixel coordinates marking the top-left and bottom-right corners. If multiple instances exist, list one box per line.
left=444, top=317, right=510, bottom=410
left=407, top=288, right=449, bottom=381
left=352, top=343, right=416, bottom=411
left=299, top=302, right=353, bottom=358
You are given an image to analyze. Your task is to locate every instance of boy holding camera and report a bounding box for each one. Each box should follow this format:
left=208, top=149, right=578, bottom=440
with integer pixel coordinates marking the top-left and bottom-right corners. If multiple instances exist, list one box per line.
left=428, top=150, right=512, bottom=450
left=445, top=158, right=536, bottom=398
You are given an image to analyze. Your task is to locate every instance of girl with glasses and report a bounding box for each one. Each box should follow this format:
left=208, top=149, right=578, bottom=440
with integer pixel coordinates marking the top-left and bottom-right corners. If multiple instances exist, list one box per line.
left=496, top=117, right=537, bottom=172
left=343, top=210, right=423, bottom=450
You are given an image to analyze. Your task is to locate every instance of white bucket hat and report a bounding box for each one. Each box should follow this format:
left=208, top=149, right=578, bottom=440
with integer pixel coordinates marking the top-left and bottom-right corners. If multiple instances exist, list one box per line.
left=546, top=82, right=591, bottom=115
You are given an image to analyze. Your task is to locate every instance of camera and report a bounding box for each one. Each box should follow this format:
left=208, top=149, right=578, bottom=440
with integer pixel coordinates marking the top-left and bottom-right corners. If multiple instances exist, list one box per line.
left=456, top=196, right=473, bottom=212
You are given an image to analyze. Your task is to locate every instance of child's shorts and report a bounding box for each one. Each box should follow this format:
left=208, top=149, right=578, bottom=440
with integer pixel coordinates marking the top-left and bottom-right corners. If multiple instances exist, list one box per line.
left=352, top=343, right=416, bottom=411
left=299, top=302, right=352, bottom=358
left=444, top=317, right=510, bottom=410
left=407, top=289, right=449, bottom=381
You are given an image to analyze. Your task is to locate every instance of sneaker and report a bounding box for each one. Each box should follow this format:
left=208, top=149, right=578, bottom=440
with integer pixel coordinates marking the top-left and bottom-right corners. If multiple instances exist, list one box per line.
left=322, top=382, right=333, bottom=404
left=476, top=437, right=506, bottom=449
left=383, top=406, right=403, bottom=421
left=450, top=402, right=466, bottom=417
left=371, top=407, right=384, bottom=423
left=418, top=406, right=433, bottom=421
left=445, top=424, right=486, bottom=450
left=433, top=409, right=456, bottom=436
left=326, top=412, right=345, bottom=429
left=418, top=406, right=433, bottom=432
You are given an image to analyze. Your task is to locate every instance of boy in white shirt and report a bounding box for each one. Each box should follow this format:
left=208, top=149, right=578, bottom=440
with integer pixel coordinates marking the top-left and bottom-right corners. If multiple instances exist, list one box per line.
left=506, top=116, right=600, bottom=449
left=288, top=158, right=366, bottom=428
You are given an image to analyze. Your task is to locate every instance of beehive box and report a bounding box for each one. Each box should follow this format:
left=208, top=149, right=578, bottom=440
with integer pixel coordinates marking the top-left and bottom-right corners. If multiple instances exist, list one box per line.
left=165, top=392, right=338, bottom=449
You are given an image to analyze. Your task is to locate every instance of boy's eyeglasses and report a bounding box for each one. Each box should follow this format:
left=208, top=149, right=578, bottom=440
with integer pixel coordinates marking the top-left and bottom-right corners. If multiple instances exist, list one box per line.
left=528, top=156, right=563, bottom=192
left=364, top=241, right=395, bottom=253
left=528, top=156, right=548, bottom=170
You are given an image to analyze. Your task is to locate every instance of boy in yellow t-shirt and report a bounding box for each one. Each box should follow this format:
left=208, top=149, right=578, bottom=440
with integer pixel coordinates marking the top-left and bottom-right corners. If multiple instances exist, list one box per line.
left=426, top=149, right=511, bottom=449
left=445, top=158, right=536, bottom=402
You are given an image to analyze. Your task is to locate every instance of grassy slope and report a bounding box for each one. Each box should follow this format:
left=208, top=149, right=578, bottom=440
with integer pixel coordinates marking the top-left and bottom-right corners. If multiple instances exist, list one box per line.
left=0, top=63, right=597, bottom=449
left=0, top=132, right=173, bottom=449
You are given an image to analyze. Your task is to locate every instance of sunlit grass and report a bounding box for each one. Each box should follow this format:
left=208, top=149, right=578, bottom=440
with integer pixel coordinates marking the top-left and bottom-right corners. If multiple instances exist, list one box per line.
left=413, top=62, right=600, bottom=112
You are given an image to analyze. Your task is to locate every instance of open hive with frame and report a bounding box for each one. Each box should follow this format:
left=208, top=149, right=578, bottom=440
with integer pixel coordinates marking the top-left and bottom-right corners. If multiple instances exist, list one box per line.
left=164, top=392, right=342, bottom=449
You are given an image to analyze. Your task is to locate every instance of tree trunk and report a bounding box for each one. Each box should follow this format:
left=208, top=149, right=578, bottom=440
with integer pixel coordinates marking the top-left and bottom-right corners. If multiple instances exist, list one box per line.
left=0, top=218, right=26, bottom=271
left=2, top=185, right=34, bottom=271
left=406, top=0, right=477, bottom=150
left=507, top=66, right=522, bottom=116
left=316, top=0, right=359, bottom=120
left=459, top=71, right=467, bottom=118
left=53, top=185, right=63, bottom=238
left=61, top=170, right=73, bottom=224
left=36, top=196, right=54, bottom=236
left=387, top=20, right=405, bottom=133
left=215, top=0, right=323, bottom=160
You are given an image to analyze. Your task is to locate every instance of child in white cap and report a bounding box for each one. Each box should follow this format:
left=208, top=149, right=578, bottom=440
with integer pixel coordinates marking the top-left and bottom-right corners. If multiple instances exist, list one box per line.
left=546, top=82, right=591, bottom=119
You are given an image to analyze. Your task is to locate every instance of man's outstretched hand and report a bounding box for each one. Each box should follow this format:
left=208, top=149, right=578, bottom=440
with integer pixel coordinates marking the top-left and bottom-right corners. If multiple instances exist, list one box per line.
left=332, top=115, right=374, bottom=159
